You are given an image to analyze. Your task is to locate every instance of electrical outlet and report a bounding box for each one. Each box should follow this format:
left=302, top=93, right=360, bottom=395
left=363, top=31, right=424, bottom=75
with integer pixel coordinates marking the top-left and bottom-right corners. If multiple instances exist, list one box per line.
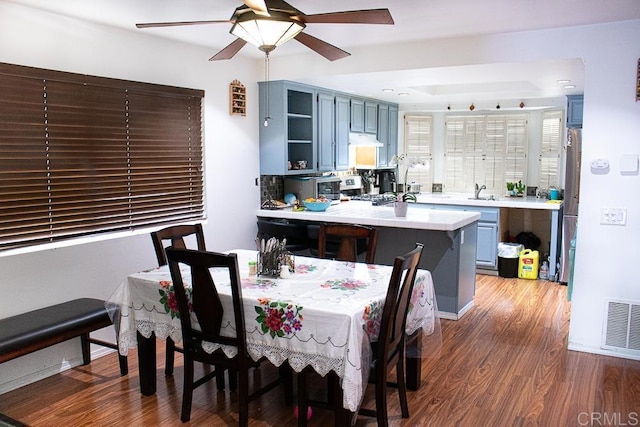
left=600, top=208, right=627, bottom=225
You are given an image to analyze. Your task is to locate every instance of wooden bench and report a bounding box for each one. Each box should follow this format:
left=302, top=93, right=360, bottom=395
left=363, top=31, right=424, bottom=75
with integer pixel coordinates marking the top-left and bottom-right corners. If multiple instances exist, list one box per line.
left=0, top=298, right=127, bottom=375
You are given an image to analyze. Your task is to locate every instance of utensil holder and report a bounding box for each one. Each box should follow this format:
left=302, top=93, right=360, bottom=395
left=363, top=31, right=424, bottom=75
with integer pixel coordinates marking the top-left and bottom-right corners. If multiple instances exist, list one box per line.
left=257, top=245, right=294, bottom=277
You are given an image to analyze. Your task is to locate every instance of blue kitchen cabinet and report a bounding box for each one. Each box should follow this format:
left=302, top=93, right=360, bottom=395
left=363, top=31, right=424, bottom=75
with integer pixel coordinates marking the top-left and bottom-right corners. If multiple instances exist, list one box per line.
left=335, top=95, right=350, bottom=171
left=350, top=98, right=365, bottom=133
left=317, top=91, right=335, bottom=171
left=364, top=101, right=378, bottom=134
left=259, top=81, right=317, bottom=175
left=567, top=94, right=583, bottom=128
left=317, top=92, right=350, bottom=171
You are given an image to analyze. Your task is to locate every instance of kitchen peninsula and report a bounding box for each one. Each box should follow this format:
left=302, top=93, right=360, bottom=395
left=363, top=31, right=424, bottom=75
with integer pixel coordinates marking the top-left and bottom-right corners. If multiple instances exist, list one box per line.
left=257, top=201, right=480, bottom=319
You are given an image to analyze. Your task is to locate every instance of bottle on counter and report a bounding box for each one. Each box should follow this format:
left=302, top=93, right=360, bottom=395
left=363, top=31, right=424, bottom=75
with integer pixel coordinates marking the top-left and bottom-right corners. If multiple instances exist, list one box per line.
left=539, top=260, right=549, bottom=280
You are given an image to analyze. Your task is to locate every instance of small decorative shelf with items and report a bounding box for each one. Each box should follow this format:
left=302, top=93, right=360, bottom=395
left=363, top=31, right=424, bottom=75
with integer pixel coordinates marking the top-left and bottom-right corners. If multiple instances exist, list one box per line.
left=230, top=80, right=246, bottom=116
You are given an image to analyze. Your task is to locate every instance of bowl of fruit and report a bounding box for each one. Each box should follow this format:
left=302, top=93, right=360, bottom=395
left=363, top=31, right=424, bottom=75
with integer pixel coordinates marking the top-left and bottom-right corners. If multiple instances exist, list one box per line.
left=302, top=196, right=332, bottom=212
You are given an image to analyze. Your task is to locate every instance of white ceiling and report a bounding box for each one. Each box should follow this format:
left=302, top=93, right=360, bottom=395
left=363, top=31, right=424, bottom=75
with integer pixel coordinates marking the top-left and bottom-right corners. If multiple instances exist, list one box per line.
left=9, top=0, right=640, bottom=108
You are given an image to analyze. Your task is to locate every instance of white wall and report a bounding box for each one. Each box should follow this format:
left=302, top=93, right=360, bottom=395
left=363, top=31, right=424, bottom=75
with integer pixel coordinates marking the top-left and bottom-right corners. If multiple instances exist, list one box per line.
left=0, top=2, right=262, bottom=392
left=268, top=21, right=640, bottom=358
left=1, top=1, right=638, bottom=393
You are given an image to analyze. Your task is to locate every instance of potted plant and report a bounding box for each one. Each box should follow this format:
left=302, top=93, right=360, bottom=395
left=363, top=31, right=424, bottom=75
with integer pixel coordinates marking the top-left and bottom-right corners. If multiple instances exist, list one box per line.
left=506, top=182, right=516, bottom=196
left=393, top=191, right=416, bottom=217
left=515, top=180, right=525, bottom=196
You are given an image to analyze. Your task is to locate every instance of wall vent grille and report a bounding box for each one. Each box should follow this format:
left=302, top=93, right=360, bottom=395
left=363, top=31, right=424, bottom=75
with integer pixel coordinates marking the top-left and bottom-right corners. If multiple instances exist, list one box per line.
left=602, top=299, right=640, bottom=354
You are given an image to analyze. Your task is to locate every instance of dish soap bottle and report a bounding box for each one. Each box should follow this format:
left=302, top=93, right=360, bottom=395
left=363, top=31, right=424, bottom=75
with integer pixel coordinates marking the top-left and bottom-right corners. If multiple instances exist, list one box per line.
left=539, top=260, right=549, bottom=280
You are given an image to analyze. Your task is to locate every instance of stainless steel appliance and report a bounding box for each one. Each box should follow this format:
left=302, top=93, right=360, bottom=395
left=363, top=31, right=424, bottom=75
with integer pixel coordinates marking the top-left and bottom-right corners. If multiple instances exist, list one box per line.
left=284, top=176, right=341, bottom=201
left=376, top=170, right=396, bottom=193
left=559, top=128, right=581, bottom=283
left=351, top=193, right=397, bottom=206
left=339, top=175, right=362, bottom=196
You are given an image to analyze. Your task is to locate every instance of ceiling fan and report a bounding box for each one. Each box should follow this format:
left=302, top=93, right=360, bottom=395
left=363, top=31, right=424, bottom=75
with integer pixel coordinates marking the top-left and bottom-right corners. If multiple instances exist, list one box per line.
left=136, top=0, right=394, bottom=61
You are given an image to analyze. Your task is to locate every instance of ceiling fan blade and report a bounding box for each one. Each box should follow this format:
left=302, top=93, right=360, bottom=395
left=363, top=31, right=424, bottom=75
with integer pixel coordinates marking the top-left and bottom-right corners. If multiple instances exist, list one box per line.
left=302, top=9, right=394, bottom=25
left=136, top=20, right=231, bottom=28
left=243, top=0, right=270, bottom=16
left=294, top=32, right=350, bottom=62
left=209, top=39, right=248, bottom=61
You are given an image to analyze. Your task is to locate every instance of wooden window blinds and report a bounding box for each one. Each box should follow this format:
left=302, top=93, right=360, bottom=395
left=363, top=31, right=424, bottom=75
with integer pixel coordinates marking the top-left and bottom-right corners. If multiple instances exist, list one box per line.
left=0, top=63, right=204, bottom=251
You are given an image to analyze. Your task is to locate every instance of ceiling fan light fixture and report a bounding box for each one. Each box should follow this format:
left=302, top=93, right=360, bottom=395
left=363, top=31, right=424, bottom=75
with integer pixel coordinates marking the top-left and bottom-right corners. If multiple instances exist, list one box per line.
left=231, top=11, right=305, bottom=53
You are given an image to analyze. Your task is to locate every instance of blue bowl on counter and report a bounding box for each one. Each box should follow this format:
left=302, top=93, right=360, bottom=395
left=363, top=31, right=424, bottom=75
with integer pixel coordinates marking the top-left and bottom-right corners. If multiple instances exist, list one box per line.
left=303, top=200, right=332, bottom=212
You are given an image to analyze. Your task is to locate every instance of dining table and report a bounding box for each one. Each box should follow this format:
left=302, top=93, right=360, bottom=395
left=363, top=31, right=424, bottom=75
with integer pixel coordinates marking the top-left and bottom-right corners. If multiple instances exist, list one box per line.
left=106, top=249, right=439, bottom=415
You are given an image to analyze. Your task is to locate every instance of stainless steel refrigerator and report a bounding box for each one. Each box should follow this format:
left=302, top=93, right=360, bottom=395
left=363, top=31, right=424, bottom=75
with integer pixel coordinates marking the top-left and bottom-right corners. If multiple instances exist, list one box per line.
left=559, top=128, right=581, bottom=283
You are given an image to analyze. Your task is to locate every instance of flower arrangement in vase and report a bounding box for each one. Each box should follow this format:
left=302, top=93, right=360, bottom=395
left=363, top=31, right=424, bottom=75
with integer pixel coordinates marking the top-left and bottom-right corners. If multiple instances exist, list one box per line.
left=390, top=153, right=426, bottom=193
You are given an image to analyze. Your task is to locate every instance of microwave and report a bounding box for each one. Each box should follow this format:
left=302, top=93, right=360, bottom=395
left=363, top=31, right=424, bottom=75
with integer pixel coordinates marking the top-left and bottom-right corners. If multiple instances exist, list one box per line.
left=284, top=176, right=342, bottom=201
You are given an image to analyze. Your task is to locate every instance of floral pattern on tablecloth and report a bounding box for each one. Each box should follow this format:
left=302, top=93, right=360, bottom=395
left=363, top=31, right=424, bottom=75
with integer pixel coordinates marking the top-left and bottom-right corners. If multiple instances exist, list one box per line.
left=255, top=298, right=304, bottom=338
left=321, top=278, right=367, bottom=291
left=242, top=277, right=277, bottom=289
left=409, top=274, right=426, bottom=314
left=362, top=300, right=382, bottom=337
left=158, top=280, right=192, bottom=319
left=295, top=264, right=317, bottom=274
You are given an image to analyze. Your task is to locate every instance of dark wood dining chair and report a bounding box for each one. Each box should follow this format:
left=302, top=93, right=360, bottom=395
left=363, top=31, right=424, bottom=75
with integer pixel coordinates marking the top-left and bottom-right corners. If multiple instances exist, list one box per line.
left=297, top=243, right=424, bottom=427
left=358, top=242, right=424, bottom=426
left=150, top=224, right=206, bottom=376
left=165, top=247, right=292, bottom=424
left=317, top=223, right=379, bottom=264
left=257, top=219, right=309, bottom=253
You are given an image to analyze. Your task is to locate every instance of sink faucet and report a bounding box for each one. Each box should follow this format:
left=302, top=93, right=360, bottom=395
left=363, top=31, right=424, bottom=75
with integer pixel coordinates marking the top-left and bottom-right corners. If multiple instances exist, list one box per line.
left=474, top=183, right=486, bottom=199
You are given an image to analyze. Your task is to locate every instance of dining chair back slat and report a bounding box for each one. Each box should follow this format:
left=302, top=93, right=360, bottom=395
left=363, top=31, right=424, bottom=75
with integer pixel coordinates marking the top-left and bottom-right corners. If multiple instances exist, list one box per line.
left=166, top=248, right=291, bottom=425
left=359, top=242, right=424, bottom=426
left=150, top=224, right=206, bottom=376
left=151, top=224, right=206, bottom=266
left=317, top=223, right=379, bottom=264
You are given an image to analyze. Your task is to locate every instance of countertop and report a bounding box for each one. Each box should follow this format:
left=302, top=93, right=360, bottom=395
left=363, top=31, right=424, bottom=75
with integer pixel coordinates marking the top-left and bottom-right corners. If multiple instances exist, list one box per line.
left=257, top=200, right=480, bottom=231
left=414, top=193, right=563, bottom=210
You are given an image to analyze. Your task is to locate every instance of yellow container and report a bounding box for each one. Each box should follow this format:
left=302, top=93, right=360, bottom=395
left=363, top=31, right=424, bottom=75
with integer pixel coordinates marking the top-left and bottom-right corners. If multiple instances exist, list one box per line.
left=518, top=249, right=539, bottom=280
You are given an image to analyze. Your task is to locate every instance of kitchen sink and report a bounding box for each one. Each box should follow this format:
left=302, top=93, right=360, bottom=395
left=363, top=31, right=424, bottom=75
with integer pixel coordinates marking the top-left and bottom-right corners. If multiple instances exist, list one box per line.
left=467, top=196, right=497, bottom=201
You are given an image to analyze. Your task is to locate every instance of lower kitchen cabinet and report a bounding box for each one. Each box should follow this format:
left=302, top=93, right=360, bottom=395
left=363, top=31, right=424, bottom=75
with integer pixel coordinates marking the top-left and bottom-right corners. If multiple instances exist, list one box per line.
left=415, top=203, right=500, bottom=271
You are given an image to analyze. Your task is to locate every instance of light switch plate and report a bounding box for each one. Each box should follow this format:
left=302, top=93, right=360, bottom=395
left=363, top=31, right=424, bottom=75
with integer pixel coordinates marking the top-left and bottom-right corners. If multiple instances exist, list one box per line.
left=600, top=207, right=627, bottom=225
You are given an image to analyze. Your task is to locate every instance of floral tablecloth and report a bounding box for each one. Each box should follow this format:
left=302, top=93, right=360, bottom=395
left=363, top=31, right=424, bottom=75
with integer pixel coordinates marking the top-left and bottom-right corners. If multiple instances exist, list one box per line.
left=106, top=249, right=437, bottom=412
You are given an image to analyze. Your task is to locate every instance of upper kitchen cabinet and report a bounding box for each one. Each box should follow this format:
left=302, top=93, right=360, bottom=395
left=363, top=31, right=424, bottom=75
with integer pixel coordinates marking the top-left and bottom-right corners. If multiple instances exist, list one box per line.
left=567, top=94, right=583, bottom=128
left=350, top=98, right=365, bottom=133
left=317, top=92, right=350, bottom=172
left=376, top=103, right=399, bottom=167
left=259, top=81, right=316, bottom=175
left=364, top=101, right=378, bottom=134
left=334, top=95, right=350, bottom=170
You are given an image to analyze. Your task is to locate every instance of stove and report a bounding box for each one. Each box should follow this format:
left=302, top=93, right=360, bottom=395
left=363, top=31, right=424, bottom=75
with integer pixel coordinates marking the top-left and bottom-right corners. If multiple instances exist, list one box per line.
left=351, top=193, right=397, bottom=206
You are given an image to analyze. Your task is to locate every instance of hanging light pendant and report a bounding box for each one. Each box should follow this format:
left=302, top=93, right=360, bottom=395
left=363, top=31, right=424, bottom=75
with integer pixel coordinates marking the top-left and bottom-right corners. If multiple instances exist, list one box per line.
left=231, top=10, right=305, bottom=53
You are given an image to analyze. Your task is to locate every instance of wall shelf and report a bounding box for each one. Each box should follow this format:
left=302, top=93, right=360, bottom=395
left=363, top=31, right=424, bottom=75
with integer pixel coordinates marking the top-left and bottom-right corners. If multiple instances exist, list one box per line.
left=230, top=80, right=246, bottom=116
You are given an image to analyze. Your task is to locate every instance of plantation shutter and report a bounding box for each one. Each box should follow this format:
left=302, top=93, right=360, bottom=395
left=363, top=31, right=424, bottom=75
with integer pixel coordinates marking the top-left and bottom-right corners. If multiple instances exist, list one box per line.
left=445, top=114, right=528, bottom=194
left=403, top=115, right=433, bottom=190
left=0, top=62, right=204, bottom=251
left=539, top=110, right=563, bottom=190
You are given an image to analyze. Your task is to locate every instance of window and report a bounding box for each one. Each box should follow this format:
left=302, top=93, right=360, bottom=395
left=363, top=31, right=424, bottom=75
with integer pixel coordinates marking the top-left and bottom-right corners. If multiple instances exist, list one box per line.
left=0, top=63, right=204, bottom=251
left=539, top=110, right=563, bottom=190
left=403, top=115, right=433, bottom=189
left=444, top=114, right=528, bottom=194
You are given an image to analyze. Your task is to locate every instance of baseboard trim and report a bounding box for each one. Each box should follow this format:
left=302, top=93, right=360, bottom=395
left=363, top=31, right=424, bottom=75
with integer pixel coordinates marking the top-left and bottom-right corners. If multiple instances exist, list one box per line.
left=438, top=300, right=474, bottom=321
left=0, top=346, right=115, bottom=395
left=567, top=342, right=640, bottom=362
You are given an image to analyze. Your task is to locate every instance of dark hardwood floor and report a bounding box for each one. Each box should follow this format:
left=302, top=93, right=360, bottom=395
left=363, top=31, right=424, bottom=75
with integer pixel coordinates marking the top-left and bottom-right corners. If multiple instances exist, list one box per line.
left=1, top=275, right=639, bottom=426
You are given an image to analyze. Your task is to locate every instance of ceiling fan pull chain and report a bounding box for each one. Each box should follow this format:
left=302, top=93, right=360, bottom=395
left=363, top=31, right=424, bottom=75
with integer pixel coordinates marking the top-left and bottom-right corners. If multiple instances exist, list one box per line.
left=263, top=51, right=271, bottom=127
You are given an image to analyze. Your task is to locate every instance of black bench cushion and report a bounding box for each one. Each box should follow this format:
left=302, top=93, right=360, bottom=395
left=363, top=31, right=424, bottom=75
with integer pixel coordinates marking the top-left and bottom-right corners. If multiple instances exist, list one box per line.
left=0, top=298, right=112, bottom=357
